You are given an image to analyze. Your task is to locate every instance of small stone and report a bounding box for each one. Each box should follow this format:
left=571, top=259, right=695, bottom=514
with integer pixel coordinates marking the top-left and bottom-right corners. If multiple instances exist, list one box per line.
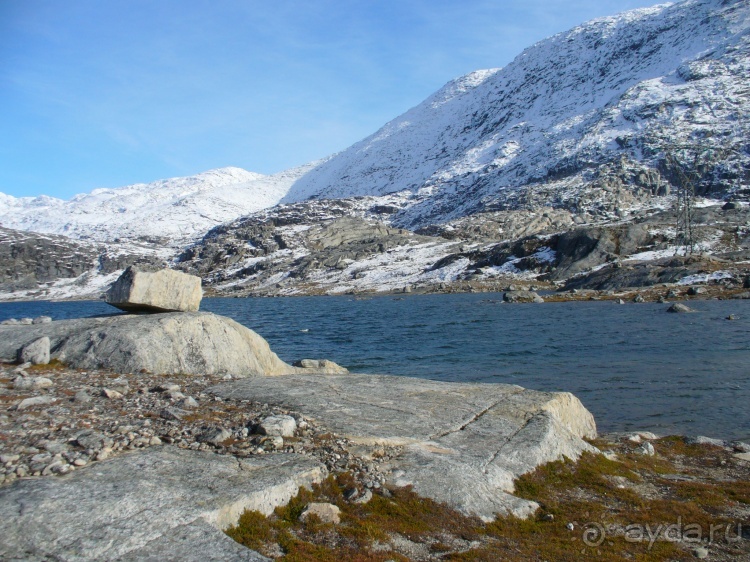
left=16, top=395, right=57, bottom=410
left=19, top=318, right=33, bottom=325
left=691, top=436, right=727, bottom=448
left=176, top=396, right=199, bottom=409
left=73, top=458, right=88, bottom=467
left=632, top=294, right=645, bottom=303
left=75, top=431, right=109, bottom=450
left=693, top=547, right=709, bottom=559
left=259, top=415, right=297, bottom=437
left=667, top=303, right=693, bottom=313
left=617, top=299, right=626, bottom=305
left=101, top=388, right=124, bottom=400
left=74, top=391, right=92, bottom=403
left=726, top=314, right=736, bottom=320
left=149, top=436, right=162, bottom=446
left=32, top=316, right=53, bottom=324
left=13, top=376, right=53, bottom=390
left=343, top=487, right=359, bottom=501
left=731, top=441, right=750, bottom=453
left=198, top=427, right=232, bottom=445
left=222, top=374, right=233, bottom=380
left=96, top=447, right=113, bottom=461
left=566, top=522, right=575, bottom=531
left=540, top=513, right=554, bottom=522
left=42, top=441, right=69, bottom=454
left=154, top=384, right=180, bottom=393
left=300, top=502, right=341, bottom=524
left=160, top=407, right=187, bottom=421
left=637, top=442, right=655, bottom=456
left=18, top=337, right=51, bottom=365
left=166, top=390, right=185, bottom=400
left=42, top=461, right=64, bottom=476
left=264, top=436, right=284, bottom=450
left=52, top=463, right=72, bottom=475
left=0, top=454, right=20, bottom=464
left=635, top=431, right=658, bottom=440
left=0, top=318, right=19, bottom=325
left=687, top=286, right=706, bottom=296
left=353, top=489, right=373, bottom=504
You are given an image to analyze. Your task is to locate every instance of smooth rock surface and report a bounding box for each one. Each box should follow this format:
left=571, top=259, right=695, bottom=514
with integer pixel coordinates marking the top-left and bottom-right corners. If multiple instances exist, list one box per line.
left=212, top=374, right=597, bottom=520
left=0, top=446, right=324, bottom=561
left=105, top=266, right=203, bottom=313
left=667, top=303, right=694, bottom=313
left=0, top=312, right=293, bottom=376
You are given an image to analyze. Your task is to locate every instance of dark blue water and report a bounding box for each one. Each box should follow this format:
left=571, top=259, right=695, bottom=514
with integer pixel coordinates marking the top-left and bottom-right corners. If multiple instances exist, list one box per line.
left=1, top=294, right=748, bottom=441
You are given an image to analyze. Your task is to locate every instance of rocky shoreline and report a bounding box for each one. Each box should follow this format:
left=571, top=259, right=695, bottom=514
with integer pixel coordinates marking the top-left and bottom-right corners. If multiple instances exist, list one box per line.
left=1, top=359, right=749, bottom=560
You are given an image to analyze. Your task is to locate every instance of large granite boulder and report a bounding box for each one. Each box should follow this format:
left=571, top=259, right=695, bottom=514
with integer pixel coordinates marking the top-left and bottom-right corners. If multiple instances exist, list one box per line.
left=212, top=374, right=598, bottom=520
left=0, top=312, right=348, bottom=377
left=106, top=266, right=202, bottom=312
left=0, top=446, right=325, bottom=561
left=0, top=312, right=291, bottom=376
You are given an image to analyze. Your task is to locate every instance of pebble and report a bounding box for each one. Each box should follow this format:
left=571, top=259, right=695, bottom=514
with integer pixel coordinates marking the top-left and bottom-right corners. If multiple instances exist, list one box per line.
left=16, top=396, right=57, bottom=410
left=13, top=376, right=53, bottom=390
left=300, top=502, right=341, bottom=524
left=73, top=391, right=92, bottom=403
left=177, top=396, right=199, bottom=408
left=101, top=388, right=124, bottom=400
left=198, top=427, right=232, bottom=445
left=693, top=547, right=709, bottom=559
left=637, top=442, right=656, bottom=456
left=0, top=363, right=393, bottom=500
left=259, top=415, right=297, bottom=437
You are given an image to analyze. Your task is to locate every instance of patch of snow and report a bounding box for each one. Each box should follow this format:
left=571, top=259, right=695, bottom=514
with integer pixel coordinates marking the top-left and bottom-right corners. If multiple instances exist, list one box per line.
left=677, top=270, right=734, bottom=285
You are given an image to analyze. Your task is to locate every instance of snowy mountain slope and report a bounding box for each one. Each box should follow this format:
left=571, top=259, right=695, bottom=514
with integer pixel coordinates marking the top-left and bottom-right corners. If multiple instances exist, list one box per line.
left=282, top=0, right=750, bottom=227
left=0, top=162, right=319, bottom=245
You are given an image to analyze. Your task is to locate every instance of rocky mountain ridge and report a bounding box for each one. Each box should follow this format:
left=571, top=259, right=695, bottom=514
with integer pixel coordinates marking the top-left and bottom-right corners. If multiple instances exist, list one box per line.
left=282, top=0, right=750, bottom=230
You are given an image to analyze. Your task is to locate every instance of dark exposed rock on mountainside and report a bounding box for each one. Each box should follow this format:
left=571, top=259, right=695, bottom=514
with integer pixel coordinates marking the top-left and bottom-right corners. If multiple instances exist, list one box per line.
left=0, top=227, right=165, bottom=297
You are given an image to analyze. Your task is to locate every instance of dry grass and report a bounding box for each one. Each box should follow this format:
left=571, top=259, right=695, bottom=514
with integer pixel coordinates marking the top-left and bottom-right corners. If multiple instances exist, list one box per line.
left=226, top=436, right=750, bottom=561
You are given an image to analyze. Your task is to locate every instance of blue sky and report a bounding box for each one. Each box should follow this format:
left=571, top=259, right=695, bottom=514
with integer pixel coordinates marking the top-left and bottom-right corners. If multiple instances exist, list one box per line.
left=1, top=0, right=660, bottom=199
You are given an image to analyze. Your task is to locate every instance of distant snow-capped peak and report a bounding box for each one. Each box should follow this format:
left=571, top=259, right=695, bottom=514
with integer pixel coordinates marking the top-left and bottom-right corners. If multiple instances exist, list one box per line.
left=0, top=163, right=318, bottom=245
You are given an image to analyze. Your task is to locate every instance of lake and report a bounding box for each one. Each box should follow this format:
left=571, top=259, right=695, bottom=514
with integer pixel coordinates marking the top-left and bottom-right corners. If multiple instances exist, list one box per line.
left=1, top=294, right=748, bottom=441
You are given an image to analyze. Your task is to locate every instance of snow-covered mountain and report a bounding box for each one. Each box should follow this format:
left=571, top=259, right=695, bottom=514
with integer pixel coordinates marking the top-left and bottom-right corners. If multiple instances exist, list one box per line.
left=282, top=0, right=750, bottom=227
left=0, top=163, right=318, bottom=245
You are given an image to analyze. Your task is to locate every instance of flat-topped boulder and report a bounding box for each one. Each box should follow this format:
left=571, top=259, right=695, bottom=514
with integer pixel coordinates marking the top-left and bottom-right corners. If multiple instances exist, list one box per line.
left=0, top=446, right=324, bottom=561
left=211, top=374, right=597, bottom=520
left=106, top=266, right=202, bottom=312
